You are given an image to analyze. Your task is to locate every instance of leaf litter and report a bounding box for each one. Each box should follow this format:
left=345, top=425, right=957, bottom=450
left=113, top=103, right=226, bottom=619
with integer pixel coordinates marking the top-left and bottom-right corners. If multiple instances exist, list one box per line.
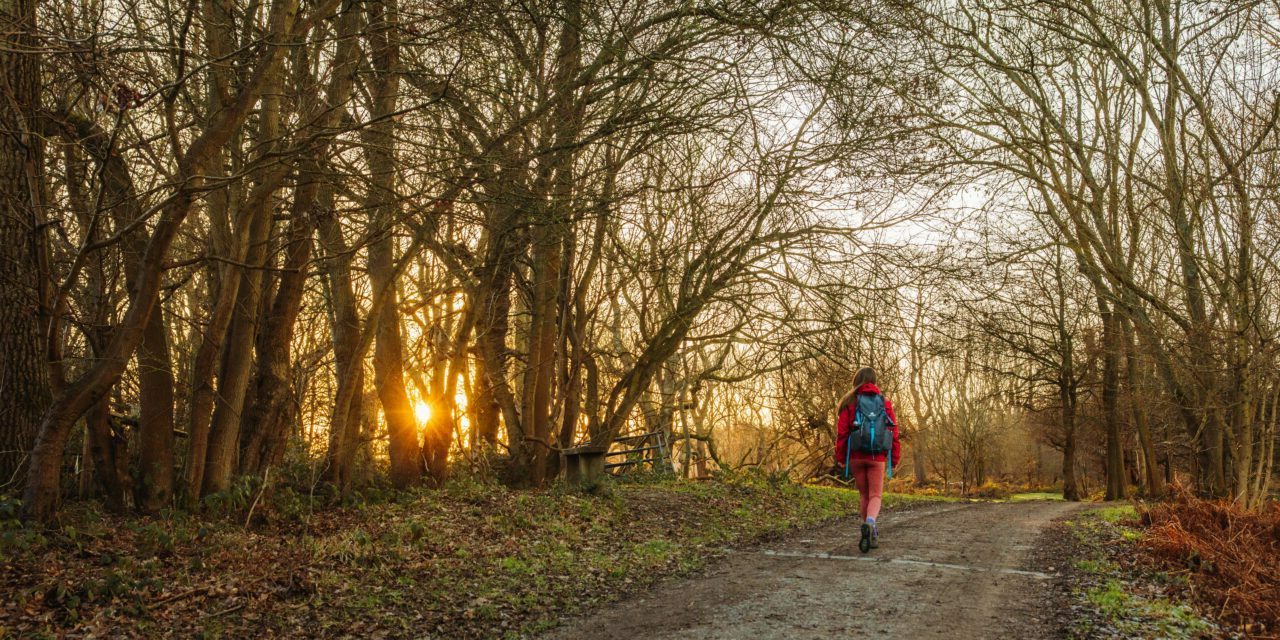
left=0, top=475, right=861, bottom=638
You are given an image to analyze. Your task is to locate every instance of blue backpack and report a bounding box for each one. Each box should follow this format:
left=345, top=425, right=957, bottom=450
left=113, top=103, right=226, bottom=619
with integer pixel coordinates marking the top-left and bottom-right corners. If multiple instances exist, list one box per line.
left=843, top=393, right=895, bottom=478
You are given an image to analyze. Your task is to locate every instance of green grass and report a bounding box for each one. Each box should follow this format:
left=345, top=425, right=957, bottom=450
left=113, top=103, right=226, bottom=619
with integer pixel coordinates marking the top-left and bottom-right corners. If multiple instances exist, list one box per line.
left=1074, top=558, right=1112, bottom=574
left=1009, top=491, right=1064, bottom=502
left=1065, top=503, right=1216, bottom=639
left=1085, top=504, right=1138, bottom=523
left=1085, top=579, right=1211, bottom=638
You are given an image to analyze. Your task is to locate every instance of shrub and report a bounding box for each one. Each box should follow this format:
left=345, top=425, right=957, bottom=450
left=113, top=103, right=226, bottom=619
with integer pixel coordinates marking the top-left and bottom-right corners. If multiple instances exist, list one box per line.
left=1138, top=490, right=1280, bottom=635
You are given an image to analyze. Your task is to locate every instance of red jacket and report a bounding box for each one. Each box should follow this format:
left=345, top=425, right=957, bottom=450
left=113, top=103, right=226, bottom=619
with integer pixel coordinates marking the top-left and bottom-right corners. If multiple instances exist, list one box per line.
left=834, top=382, right=901, bottom=468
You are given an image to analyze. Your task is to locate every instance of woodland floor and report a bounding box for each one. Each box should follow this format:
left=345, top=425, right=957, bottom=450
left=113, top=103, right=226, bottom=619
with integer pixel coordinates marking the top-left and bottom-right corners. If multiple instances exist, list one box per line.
left=4, top=480, right=1236, bottom=639
left=1, top=474, right=907, bottom=639
left=544, top=499, right=1087, bottom=640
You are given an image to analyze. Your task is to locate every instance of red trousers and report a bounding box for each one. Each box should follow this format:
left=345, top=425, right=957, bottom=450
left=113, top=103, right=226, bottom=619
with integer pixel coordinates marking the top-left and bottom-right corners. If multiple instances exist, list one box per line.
left=851, top=458, right=886, bottom=520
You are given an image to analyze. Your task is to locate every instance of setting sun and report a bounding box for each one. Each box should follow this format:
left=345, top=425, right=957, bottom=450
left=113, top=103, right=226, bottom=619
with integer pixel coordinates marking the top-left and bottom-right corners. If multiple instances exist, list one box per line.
left=413, top=401, right=432, bottom=424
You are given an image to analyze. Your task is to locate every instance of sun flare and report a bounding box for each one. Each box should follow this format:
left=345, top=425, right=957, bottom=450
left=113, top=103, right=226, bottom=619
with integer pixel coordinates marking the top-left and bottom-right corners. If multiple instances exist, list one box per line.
left=413, top=401, right=432, bottom=424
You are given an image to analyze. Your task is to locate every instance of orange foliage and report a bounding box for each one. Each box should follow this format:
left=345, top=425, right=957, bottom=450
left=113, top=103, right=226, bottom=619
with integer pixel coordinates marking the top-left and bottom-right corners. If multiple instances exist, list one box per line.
left=1138, top=489, right=1280, bottom=637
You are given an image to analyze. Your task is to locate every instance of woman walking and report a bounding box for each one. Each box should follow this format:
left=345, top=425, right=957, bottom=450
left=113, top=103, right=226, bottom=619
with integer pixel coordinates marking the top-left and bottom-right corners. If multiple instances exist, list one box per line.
left=834, top=367, right=901, bottom=553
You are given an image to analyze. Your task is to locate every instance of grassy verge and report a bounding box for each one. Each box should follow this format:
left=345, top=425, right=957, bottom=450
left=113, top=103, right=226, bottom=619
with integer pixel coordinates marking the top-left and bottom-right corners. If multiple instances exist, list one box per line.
left=1009, top=491, right=1064, bottom=502
left=1059, top=504, right=1221, bottom=640
left=0, top=474, right=934, bottom=639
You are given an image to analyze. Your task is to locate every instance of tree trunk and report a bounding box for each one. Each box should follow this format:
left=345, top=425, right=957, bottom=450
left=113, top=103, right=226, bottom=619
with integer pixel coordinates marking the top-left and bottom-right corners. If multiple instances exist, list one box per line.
left=0, top=0, right=50, bottom=494
left=1098, top=297, right=1126, bottom=500
left=85, top=397, right=129, bottom=512
left=319, top=207, right=366, bottom=491
left=240, top=0, right=360, bottom=476
left=421, top=301, right=472, bottom=484
left=359, top=0, right=421, bottom=489
left=369, top=240, right=421, bottom=488
left=1155, top=7, right=1227, bottom=498
left=520, top=220, right=563, bottom=485
left=23, top=0, right=304, bottom=523
left=470, top=192, right=521, bottom=451
left=202, top=190, right=276, bottom=495
left=125, top=166, right=176, bottom=512
left=50, top=110, right=178, bottom=514
left=1122, top=317, right=1163, bottom=498
left=132, top=311, right=175, bottom=512
left=518, top=0, right=583, bottom=486
left=200, top=56, right=292, bottom=495
left=1060, top=377, right=1080, bottom=501
left=912, top=427, right=929, bottom=486
left=239, top=182, right=319, bottom=474
left=183, top=0, right=240, bottom=506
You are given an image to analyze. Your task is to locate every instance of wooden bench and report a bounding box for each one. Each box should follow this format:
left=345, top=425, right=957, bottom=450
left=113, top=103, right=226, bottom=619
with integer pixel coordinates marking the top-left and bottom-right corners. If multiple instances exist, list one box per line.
left=561, top=446, right=607, bottom=485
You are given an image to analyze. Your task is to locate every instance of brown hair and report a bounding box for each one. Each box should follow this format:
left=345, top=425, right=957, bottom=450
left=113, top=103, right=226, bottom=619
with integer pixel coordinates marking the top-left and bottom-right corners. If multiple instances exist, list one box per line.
left=836, top=367, right=878, bottom=415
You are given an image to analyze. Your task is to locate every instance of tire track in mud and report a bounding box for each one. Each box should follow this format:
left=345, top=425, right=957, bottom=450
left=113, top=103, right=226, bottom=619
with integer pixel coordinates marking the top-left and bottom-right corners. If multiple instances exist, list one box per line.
left=542, top=500, right=1086, bottom=640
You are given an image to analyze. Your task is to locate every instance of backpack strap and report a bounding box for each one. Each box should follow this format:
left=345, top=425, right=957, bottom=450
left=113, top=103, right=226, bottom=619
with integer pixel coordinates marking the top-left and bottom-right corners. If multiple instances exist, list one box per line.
left=881, top=394, right=895, bottom=426
left=842, top=403, right=853, bottom=479
left=844, top=432, right=852, bottom=479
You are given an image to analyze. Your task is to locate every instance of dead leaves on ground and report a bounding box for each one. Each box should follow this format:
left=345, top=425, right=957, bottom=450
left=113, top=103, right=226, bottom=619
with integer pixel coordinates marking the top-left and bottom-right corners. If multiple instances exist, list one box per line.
left=0, top=477, right=858, bottom=638
left=1138, top=491, right=1280, bottom=638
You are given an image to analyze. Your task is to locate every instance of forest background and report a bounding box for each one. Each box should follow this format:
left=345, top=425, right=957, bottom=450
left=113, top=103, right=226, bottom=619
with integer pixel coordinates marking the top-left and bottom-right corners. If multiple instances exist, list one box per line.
left=2, top=0, right=1278, bottom=526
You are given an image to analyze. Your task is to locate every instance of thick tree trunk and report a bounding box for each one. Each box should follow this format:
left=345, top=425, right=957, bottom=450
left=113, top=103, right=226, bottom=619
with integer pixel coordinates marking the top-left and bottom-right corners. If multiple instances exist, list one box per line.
left=369, top=239, right=421, bottom=488
left=1098, top=298, right=1126, bottom=500
left=319, top=208, right=366, bottom=491
left=324, top=368, right=365, bottom=491
left=1122, top=318, right=1163, bottom=498
left=521, top=218, right=564, bottom=485
left=201, top=63, right=291, bottom=495
left=558, top=313, right=585, bottom=453
left=1060, top=377, right=1080, bottom=501
left=518, top=0, right=583, bottom=486
left=0, top=0, right=50, bottom=494
left=132, top=311, right=175, bottom=511
left=912, top=428, right=929, bottom=485
left=202, top=193, right=276, bottom=495
left=1231, top=401, right=1254, bottom=506
left=183, top=0, right=240, bottom=505
left=239, top=189, right=317, bottom=474
left=359, top=0, right=421, bottom=489
left=184, top=261, right=240, bottom=502
left=420, top=339, right=451, bottom=485
left=556, top=170, right=611, bottom=461
left=125, top=161, right=176, bottom=512
left=470, top=194, right=521, bottom=451
left=85, top=397, right=129, bottom=512
left=421, top=303, right=472, bottom=484
left=1202, top=412, right=1227, bottom=498
left=1156, top=9, right=1227, bottom=498
left=903, top=294, right=932, bottom=486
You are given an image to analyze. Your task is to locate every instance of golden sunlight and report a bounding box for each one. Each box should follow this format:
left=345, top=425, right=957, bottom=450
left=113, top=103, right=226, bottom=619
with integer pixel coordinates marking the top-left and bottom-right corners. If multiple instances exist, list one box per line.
left=413, top=400, right=432, bottom=424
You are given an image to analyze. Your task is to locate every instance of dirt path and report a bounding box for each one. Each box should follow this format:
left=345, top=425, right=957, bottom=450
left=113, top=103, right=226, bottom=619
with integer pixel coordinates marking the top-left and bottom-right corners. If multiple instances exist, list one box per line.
left=543, top=500, right=1087, bottom=640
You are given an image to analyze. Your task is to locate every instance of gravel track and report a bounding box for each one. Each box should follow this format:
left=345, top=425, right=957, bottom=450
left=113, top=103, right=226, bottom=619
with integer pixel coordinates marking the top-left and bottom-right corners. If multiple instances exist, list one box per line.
left=543, top=500, right=1087, bottom=640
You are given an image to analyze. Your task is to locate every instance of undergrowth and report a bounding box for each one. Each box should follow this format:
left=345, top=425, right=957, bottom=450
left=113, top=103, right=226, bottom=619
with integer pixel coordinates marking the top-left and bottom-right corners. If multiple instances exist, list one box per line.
left=1063, top=504, right=1222, bottom=640
left=1137, top=491, right=1280, bottom=638
left=0, top=472, right=893, bottom=639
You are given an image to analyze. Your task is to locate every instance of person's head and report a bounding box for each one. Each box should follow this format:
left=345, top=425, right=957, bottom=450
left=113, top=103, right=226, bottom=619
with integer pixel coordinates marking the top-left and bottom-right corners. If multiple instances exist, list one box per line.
left=852, top=367, right=877, bottom=389
left=838, top=367, right=878, bottom=413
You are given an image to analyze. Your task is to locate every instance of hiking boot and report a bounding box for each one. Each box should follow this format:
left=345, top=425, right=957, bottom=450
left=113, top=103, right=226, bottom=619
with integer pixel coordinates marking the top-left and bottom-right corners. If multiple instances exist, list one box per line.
left=869, top=525, right=879, bottom=549
left=859, top=523, right=872, bottom=553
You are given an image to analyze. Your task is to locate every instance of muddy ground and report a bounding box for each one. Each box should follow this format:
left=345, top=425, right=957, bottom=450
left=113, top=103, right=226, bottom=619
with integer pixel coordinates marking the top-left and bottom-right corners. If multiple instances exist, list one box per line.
left=543, top=500, right=1087, bottom=640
